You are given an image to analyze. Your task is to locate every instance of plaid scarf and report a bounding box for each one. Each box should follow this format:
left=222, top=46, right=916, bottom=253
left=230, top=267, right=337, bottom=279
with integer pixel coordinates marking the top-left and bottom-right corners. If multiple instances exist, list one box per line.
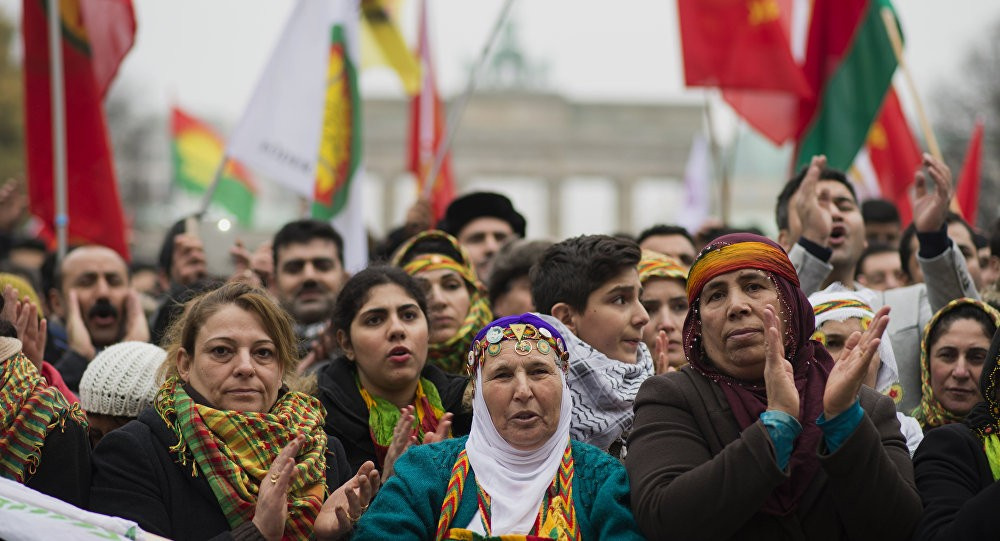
left=912, top=298, right=1000, bottom=429
left=0, top=350, right=87, bottom=483
left=358, top=376, right=450, bottom=467
left=395, top=231, right=494, bottom=374
left=155, top=377, right=327, bottom=539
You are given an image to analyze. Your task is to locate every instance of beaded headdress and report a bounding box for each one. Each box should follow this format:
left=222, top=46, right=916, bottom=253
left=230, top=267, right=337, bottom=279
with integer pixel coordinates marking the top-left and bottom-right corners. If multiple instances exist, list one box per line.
left=468, top=313, right=569, bottom=375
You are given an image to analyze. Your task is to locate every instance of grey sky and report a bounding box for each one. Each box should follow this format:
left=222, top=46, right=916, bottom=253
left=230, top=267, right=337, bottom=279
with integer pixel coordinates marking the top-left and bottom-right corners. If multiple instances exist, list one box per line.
left=3, top=0, right=997, bottom=124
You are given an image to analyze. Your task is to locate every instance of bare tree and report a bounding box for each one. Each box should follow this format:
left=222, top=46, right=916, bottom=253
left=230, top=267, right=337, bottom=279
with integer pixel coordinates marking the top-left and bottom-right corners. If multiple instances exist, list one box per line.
left=931, top=19, right=1000, bottom=230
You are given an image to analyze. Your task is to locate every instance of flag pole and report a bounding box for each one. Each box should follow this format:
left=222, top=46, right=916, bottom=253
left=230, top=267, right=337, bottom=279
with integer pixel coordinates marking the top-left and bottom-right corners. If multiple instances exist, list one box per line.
left=881, top=7, right=941, bottom=161
left=421, top=0, right=517, bottom=199
left=703, top=94, right=729, bottom=224
left=196, top=155, right=229, bottom=219
left=47, top=0, right=68, bottom=260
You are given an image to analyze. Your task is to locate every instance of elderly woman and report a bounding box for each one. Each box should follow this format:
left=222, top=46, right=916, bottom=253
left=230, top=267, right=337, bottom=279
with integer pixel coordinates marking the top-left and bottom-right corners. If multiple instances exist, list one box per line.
left=90, top=282, right=379, bottom=540
left=352, top=313, right=643, bottom=540
left=911, top=298, right=1000, bottom=431
left=913, top=322, right=1000, bottom=539
left=637, top=250, right=689, bottom=373
left=626, top=233, right=921, bottom=540
left=392, top=231, right=493, bottom=374
left=318, top=266, right=471, bottom=475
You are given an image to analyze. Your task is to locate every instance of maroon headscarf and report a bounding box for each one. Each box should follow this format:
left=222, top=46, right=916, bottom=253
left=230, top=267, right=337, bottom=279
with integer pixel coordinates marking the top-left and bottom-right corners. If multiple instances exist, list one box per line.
left=682, top=233, right=834, bottom=517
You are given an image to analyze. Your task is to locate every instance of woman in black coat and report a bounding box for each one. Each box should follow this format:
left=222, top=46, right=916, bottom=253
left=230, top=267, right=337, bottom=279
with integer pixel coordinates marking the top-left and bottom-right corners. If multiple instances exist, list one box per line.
left=913, top=324, right=1000, bottom=540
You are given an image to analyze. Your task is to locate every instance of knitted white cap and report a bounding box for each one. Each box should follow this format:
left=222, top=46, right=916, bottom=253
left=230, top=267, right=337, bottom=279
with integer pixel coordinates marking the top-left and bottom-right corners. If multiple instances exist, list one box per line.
left=80, top=341, right=167, bottom=417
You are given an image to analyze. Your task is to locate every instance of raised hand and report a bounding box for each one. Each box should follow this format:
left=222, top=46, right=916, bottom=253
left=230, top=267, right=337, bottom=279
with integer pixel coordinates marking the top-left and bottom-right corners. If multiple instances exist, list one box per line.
left=65, top=290, right=96, bottom=360
left=422, top=412, right=453, bottom=445
left=252, top=435, right=305, bottom=541
left=297, top=323, right=334, bottom=376
left=14, top=296, right=46, bottom=371
left=763, top=305, right=799, bottom=419
left=380, top=406, right=417, bottom=483
left=823, top=306, right=890, bottom=418
left=793, top=155, right=833, bottom=247
left=653, top=330, right=675, bottom=375
left=121, top=290, right=150, bottom=343
left=314, top=461, right=381, bottom=541
left=912, top=154, right=953, bottom=233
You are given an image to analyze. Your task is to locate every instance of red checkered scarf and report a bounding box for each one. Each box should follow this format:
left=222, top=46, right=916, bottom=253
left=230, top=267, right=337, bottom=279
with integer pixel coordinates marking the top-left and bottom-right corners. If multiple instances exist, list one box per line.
left=155, top=377, right=327, bottom=539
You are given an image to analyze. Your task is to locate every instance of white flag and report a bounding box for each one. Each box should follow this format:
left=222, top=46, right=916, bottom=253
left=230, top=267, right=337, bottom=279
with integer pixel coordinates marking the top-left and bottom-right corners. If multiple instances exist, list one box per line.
left=227, top=0, right=368, bottom=271
left=677, top=133, right=712, bottom=233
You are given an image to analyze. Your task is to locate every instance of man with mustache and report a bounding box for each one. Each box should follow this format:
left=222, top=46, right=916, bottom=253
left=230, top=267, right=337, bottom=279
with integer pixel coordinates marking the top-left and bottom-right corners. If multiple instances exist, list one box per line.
left=49, top=245, right=149, bottom=393
left=271, top=220, right=348, bottom=372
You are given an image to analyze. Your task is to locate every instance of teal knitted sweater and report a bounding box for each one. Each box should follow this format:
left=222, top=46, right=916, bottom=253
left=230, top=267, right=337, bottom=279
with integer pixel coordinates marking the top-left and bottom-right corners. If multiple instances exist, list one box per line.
left=353, top=436, right=643, bottom=540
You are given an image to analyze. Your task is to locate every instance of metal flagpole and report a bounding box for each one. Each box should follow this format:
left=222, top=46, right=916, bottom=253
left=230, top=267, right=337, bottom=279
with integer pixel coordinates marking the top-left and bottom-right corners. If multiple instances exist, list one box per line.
left=47, top=0, right=68, bottom=260
left=421, top=0, right=517, bottom=199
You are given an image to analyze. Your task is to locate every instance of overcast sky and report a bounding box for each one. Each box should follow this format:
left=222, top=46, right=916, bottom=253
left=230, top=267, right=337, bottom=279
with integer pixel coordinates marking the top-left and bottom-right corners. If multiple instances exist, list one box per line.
left=3, top=0, right=998, bottom=125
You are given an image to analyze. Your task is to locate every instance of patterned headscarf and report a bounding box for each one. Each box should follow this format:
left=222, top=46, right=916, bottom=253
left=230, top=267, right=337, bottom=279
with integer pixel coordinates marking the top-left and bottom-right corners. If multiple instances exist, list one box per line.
left=155, top=377, right=328, bottom=540
left=393, top=230, right=493, bottom=374
left=912, top=298, right=1000, bottom=430
left=966, top=306, right=1000, bottom=480
left=809, top=288, right=901, bottom=403
left=463, top=314, right=575, bottom=537
left=637, top=250, right=687, bottom=285
left=0, top=341, right=87, bottom=483
left=683, top=233, right=834, bottom=517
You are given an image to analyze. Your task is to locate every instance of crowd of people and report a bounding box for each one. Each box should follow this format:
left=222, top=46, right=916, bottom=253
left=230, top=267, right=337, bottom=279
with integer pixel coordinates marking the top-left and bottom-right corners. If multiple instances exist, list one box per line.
left=2, top=152, right=1000, bottom=539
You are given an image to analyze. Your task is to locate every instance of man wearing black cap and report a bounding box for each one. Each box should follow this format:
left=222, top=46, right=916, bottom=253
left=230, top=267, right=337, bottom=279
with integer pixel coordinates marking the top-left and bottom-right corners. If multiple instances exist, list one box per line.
left=439, top=192, right=526, bottom=280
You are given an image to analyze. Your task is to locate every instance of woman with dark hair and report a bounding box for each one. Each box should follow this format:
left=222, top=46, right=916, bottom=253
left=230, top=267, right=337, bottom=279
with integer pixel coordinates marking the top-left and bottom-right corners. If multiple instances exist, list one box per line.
left=626, top=233, right=921, bottom=539
left=317, top=266, right=473, bottom=478
left=911, top=298, right=1000, bottom=431
left=913, top=321, right=1000, bottom=539
left=392, top=231, right=493, bottom=374
left=91, top=282, right=378, bottom=540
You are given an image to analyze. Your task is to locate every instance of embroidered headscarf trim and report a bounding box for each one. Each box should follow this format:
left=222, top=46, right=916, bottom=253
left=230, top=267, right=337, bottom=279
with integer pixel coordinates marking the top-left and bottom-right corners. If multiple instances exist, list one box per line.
left=393, top=230, right=494, bottom=374
left=469, top=317, right=569, bottom=376
left=0, top=351, right=87, bottom=483
left=913, top=298, right=1000, bottom=429
left=966, top=299, right=1000, bottom=480
left=155, top=377, right=327, bottom=540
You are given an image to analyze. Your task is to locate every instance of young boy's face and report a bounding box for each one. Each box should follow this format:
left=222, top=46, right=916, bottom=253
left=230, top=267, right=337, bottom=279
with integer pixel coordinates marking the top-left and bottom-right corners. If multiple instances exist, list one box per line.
left=568, top=267, right=650, bottom=364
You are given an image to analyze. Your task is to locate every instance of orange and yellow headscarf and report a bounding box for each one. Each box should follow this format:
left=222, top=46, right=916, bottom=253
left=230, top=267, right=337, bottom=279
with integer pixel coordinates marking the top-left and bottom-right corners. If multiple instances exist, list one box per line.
left=637, top=250, right=687, bottom=285
left=686, top=238, right=798, bottom=306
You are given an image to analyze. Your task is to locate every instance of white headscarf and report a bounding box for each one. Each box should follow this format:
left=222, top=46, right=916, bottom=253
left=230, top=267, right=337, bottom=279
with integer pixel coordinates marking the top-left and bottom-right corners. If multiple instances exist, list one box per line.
left=808, top=288, right=899, bottom=394
left=464, top=343, right=573, bottom=535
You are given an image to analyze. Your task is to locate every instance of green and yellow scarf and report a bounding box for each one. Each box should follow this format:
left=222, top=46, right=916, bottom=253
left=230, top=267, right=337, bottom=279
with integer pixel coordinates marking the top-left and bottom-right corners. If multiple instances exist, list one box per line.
left=0, top=351, right=87, bottom=483
left=155, top=377, right=328, bottom=540
left=358, top=376, right=450, bottom=467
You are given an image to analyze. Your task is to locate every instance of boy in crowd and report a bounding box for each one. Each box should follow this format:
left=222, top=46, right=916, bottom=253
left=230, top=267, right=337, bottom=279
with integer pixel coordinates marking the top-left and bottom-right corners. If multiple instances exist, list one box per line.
left=530, top=235, right=651, bottom=458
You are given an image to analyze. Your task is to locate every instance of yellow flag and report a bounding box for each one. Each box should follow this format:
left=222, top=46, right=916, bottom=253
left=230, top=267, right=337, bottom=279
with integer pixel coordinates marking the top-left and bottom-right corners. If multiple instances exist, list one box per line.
left=361, top=0, right=421, bottom=94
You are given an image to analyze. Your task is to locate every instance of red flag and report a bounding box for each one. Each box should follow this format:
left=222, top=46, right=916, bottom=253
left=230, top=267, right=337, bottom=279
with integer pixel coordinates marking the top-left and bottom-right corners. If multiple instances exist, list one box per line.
left=22, top=0, right=134, bottom=260
left=678, top=0, right=809, bottom=95
left=956, top=118, right=984, bottom=225
left=407, top=0, right=454, bottom=223
left=865, top=89, right=920, bottom=225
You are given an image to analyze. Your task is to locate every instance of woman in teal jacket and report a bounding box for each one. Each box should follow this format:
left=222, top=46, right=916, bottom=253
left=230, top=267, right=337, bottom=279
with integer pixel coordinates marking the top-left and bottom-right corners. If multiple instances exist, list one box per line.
left=353, top=313, right=642, bottom=541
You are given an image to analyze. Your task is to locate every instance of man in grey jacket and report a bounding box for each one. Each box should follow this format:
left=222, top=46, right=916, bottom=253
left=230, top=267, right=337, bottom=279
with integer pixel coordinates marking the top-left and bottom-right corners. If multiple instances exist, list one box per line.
left=776, top=153, right=978, bottom=413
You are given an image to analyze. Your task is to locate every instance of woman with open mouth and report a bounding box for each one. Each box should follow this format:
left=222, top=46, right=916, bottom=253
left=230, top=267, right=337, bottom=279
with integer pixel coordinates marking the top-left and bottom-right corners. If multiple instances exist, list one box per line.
left=317, top=266, right=473, bottom=480
left=911, top=298, right=1000, bottom=431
